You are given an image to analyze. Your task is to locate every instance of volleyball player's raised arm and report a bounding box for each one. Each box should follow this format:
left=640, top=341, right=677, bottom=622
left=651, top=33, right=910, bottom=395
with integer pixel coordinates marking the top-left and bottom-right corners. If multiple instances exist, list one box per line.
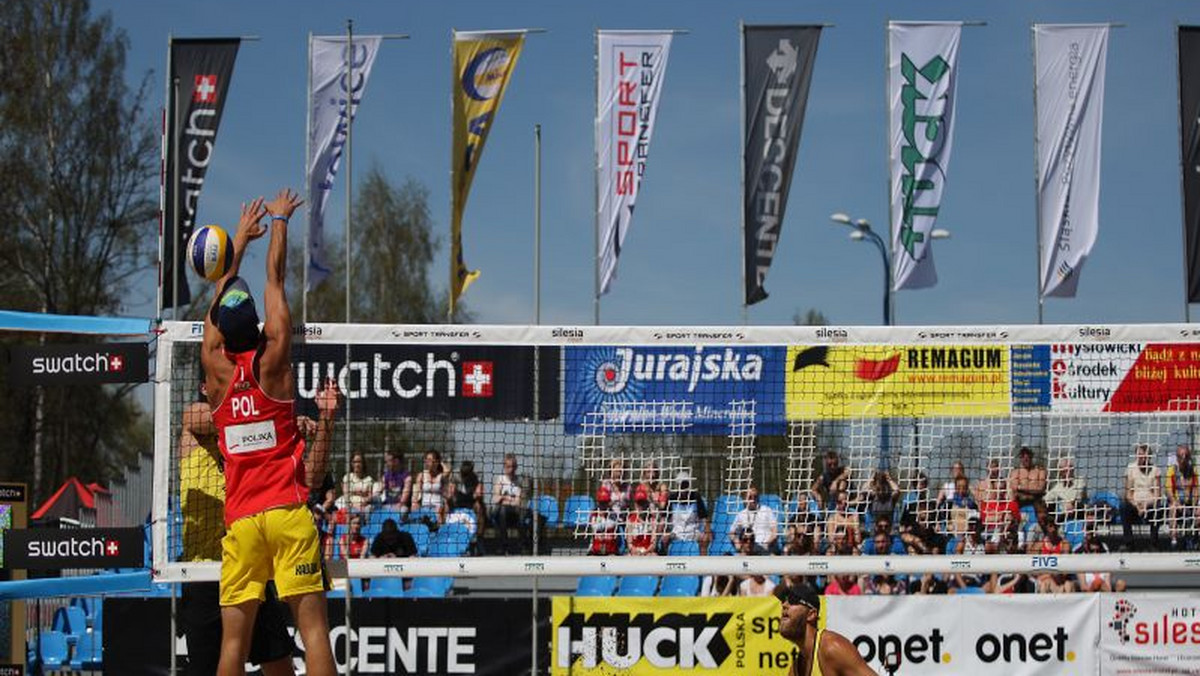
left=258, top=188, right=303, bottom=398
left=201, top=197, right=265, bottom=391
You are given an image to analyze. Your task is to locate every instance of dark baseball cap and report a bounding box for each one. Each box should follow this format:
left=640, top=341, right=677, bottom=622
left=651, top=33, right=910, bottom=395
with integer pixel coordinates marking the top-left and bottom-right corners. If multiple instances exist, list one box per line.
left=214, top=277, right=260, bottom=353
left=775, top=581, right=820, bottom=610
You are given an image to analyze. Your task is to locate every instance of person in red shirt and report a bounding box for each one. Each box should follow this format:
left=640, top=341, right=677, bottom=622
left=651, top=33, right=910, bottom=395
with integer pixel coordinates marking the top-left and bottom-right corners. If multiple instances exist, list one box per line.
left=201, top=189, right=335, bottom=676
left=626, top=484, right=660, bottom=556
left=588, top=486, right=620, bottom=556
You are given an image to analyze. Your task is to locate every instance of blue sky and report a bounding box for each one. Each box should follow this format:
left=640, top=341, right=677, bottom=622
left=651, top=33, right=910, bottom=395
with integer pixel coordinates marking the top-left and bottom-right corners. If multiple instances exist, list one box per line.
left=97, top=0, right=1200, bottom=328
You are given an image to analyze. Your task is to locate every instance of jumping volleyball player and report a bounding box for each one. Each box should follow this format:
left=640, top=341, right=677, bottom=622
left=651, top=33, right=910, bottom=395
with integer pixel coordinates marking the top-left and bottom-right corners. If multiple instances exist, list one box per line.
left=200, top=188, right=336, bottom=676
left=776, top=582, right=878, bottom=676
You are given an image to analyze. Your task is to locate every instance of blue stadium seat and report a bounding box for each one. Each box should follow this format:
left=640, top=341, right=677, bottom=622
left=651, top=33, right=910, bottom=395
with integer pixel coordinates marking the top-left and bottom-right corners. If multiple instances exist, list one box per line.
left=667, top=540, right=700, bottom=557
left=536, top=495, right=561, bottom=529
left=758, top=494, right=783, bottom=518
left=616, top=575, right=659, bottom=597
left=408, top=508, right=440, bottom=526
left=1093, top=492, right=1122, bottom=524
left=429, top=523, right=472, bottom=557
left=1062, top=520, right=1087, bottom=550
left=71, top=629, right=103, bottom=670
left=408, top=577, right=452, bottom=598
left=37, top=630, right=69, bottom=670
left=562, top=495, right=595, bottom=529
left=944, top=536, right=959, bottom=555
left=659, top=576, right=700, bottom=597
left=714, top=495, right=743, bottom=517
left=399, top=523, right=431, bottom=557
left=575, top=576, right=617, bottom=597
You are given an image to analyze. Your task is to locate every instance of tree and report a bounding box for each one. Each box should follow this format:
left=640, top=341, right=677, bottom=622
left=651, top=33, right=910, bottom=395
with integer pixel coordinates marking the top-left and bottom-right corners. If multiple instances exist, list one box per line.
left=793, top=308, right=829, bottom=326
left=0, top=0, right=158, bottom=503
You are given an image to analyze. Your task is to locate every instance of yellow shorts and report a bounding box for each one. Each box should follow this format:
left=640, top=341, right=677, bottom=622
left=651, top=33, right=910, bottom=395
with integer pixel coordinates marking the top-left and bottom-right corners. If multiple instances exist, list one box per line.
left=220, top=504, right=327, bottom=606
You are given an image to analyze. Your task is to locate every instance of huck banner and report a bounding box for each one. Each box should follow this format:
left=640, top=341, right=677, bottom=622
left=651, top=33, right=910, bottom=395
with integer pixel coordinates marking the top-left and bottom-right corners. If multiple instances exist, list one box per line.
left=164, top=39, right=240, bottom=308
left=450, top=30, right=526, bottom=316
left=1035, top=24, right=1109, bottom=299
left=307, top=35, right=383, bottom=292
left=889, top=22, right=962, bottom=291
left=1180, top=26, right=1200, bottom=303
left=597, top=30, right=673, bottom=296
left=742, top=25, right=821, bottom=305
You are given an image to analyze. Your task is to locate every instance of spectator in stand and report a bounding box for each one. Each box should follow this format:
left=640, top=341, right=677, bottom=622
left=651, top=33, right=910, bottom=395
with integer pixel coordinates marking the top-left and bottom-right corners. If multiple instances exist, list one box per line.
left=1122, top=443, right=1163, bottom=547
left=862, top=517, right=904, bottom=555
left=811, top=451, right=850, bottom=510
left=412, top=450, right=450, bottom=524
left=1074, top=533, right=1127, bottom=592
left=862, top=532, right=907, bottom=596
left=1166, top=444, right=1198, bottom=549
left=370, top=518, right=416, bottom=558
left=490, top=453, right=528, bottom=555
left=701, top=574, right=739, bottom=597
left=587, top=486, right=621, bottom=556
left=1044, top=456, right=1087, bottom=521
left=825, top=490, right=861, bottom=555
left=1038, top=571, right=1077, bottom=593
left=783, top=525, right=816, bottom=556
left=340, top=453, right=375, bottom=514
left=900, top=497, right=944, bottom=555
left=865, top=470, right=900, bottom=527
left=975, top=458, right=1008, bottom=506
left=979, top=476, right=1019, bottom=542
left=326, top=513, right=369, bottom=560
left=938, top=461, right=968, bottom=502
left=1008, top=446, right=1048, bottom=512
left=901, top=472, right=938, bottom=529
left=824, top=574, right=862, bottom=596
left=659, top=470, right=710, bottom=554
left=949, top=519, right=988, bottom=594
left=739, top=573, right=777, bottom=597
left=451, top=460, right=486, bottom=529
left=376, top=450, right=412, bottom=515
left=601, top=458, right=630, bottom=515
left=939, top=475, right=979, bottom=538
left=729, top=485, right=779, bottom=554
left=626, top=484, right=660, bottom=556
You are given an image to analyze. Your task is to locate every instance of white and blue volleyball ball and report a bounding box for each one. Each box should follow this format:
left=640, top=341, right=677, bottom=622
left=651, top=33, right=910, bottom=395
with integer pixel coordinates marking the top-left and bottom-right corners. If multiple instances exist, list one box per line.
left=186, top=224, right=233, bottom=282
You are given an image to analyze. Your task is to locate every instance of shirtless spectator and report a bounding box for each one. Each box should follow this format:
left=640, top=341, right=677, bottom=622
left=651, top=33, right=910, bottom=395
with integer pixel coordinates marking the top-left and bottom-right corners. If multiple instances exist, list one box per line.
left=1166, top=444, right=1198, bottom=548
left=729, top=485, right=778, bottom=553
left=1008, top=446, right=1048, bottom=512
left=975, top=458, right=1007, bottom=504
left=811, top=451, right=849, bottom=510
left=1044, top=456, right=1087, bottom=521
left=825, top=490, right=861, bottom=554
left=1122, top=443, right=1163, bottom=547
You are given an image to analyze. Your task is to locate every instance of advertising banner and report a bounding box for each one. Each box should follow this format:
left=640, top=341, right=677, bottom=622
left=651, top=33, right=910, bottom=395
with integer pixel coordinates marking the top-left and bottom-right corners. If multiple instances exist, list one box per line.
left=292, top=344, right=559, bottom=420
left=888, top=22, right=961, bottom=291
left=1100, top=594, right=1200, bottom=675
left=742, top=25, right=821, bottom=305
left=786, top=344, right=1010, bottom=419
left=551, top=596, right=795, bottom=675
left=1011, top=343, right=1200, bottom=413
left=564, top=346, right=786, bottom=434
left=597, top=31, right=673, bottom=296
left=3, top=527, right=144, bottom=569
left=1179, top=26, right=1200, bottom=303
left=6, top=343, right=149, bottom=386
left=307, top=35, right=383, bottom=291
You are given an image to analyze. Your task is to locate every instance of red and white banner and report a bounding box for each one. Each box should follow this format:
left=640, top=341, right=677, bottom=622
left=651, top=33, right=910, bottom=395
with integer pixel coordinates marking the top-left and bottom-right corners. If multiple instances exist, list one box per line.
left=1100, top=594, right=1200, bottom=675
left=596, top=31, right=673, bottom=296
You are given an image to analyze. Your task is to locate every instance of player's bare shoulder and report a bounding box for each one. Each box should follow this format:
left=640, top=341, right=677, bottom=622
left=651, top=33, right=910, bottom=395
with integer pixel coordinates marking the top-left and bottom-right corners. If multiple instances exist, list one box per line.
left=819, top=628, right=878, bottom=675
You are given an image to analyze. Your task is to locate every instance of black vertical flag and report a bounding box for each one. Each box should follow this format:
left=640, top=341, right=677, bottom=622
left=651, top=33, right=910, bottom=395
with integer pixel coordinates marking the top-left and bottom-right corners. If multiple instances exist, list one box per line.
left=743, top=26, right=821, bottom=305
left=1182, top=28, right=1200, bottom=303
left=163, top=39, right=240, bottom=309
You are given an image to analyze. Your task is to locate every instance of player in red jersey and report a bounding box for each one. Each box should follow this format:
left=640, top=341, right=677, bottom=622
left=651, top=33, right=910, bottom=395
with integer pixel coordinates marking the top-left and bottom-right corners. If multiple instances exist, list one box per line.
left=201, top=188, right=335, bottom=676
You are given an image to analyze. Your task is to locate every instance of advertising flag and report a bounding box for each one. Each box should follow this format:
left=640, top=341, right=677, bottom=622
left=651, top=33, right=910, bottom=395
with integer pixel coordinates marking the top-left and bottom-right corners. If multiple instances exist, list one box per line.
left=742, top=25, right=822, bottom=305
left=164, top=39, right=240, bottom=308
left=1180, top=27, right=1200, bottom=303
left=889, top=22, right=962, bottom=291
left=450, top=31, right=525, bottom=315
left=1035, top=25, right=1109, bottom=299
left=306, top=35, right=382, bottom=292
left=597, top=31, right=673, bottom=296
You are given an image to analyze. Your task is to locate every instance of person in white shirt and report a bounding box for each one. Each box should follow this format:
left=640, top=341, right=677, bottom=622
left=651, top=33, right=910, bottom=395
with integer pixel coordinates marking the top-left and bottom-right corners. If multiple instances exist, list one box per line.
left=1121, top=443, right=1163, bottom=546
left=728, top=485, right=778, bottom=554
left=659, top=470, right=710, bottom=554
left=490, top=453, right=528, bottom=555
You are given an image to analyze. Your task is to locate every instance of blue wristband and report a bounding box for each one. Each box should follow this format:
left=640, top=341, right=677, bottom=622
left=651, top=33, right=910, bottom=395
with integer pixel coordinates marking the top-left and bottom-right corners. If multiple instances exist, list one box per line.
left=270, top=214, right=289, bottom=223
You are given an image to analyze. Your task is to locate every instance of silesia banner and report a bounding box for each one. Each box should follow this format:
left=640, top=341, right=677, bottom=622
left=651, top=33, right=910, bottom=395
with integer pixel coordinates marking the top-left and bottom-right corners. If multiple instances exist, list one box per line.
left=164, top=39, right=239, bottom=308
left=450, top=31, right=525, bottom=315
left=306, top=35, right=382, bottom=292
left=596, top=31, right=673, bottom=296
left=888, top=22, right=961, bottom=291
left=1035, top=24, right=1109, bottom=299
left=742, top=25, right=821, bottom=305
left=1180, top=26, right=1200, bottom=303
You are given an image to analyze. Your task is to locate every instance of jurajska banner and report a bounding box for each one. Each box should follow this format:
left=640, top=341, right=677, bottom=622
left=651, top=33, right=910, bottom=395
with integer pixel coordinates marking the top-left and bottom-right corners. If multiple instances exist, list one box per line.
left=742, top=25, right=821, bottom=305
left=1034, top=25, right=1109, bottom=299
left=163, top=39, right=240, bottom=309
left=888, top=22, right=962, bottom=291
left=596, top=31, right=673, bottom=296
left=306, top=35, right=383, bottom=291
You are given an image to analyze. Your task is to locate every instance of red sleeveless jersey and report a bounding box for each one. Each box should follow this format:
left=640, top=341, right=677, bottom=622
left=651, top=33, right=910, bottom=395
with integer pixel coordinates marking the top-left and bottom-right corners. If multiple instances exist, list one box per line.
left=212, top=350, right=308, bottom=525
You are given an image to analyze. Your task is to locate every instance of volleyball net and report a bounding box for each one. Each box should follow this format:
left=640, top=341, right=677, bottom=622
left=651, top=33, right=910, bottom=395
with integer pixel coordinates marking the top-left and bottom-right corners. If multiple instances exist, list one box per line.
left=151, top=322, right=1200, bottom=581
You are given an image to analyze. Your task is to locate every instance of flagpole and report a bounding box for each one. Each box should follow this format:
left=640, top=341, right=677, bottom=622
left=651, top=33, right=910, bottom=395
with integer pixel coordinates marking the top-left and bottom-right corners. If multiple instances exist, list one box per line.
left=303, top=32, right=312, bottom=325
left=157, top=34, right=172, bottom=325
left=1031, top=24, right=1045, bottom=325
left=593, top=28, right=601, bottom=326
left=345, top=20, right=353, bottom=327
left=739, top=20, right=747, bottom=325
left=534, top=124, right=542, bottom=324
left=171, top=73, right=181, bottom=321
left=884, top=20, right=895, bottom=326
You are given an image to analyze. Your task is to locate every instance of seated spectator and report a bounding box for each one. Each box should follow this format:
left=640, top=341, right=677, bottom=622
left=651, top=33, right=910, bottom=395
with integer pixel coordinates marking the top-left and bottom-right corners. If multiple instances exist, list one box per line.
left=626, top=484, right=660, bottom=556
left=825, top=490, right=861, bottom=554
left=938, top=461, right=968, bottom=502
left=601, top=458, right=630, bottom=516
left=370, top=518, right=417, bottom=558
left=863, top=574, right=907, bottom=596
left=824, top=574, right=862, bottom=596
left=412, top=450, right=450, bottom=524
left=700, top=574, right=739, bottom=597
left=862, top=517, right=905, bottom=555
left=1045, top=456, right=1087, bottom=520
left=1038, top=572, right=1077, bottom=594
left=1121, top=443, right=1163, bottom=546
left=587, top=486, right=620, bottom=556
left=783, top=525, right=816, bottom=557
left=490, top=453, right=529, bottom=555
left=900, top=500, right=944, bottom=555
left=328, top=513, right=369, bottom=560
left=376, top=450, right=412, bottom=514
left=979, top=480, right=1019, bottom=541
left=659, top=470, right=710, bottom=554
left=950, top=520, right=988, bottom=593
left=939, top=475, right=979, bottom=537
left=1074, top=533, right=1127, bottom=592
left=1008, top=446, right=1048, bottom=511
left=917, top=574, right=948, bottom=595
left=811, top=451, right=849, bottom=510
left=901, top=472, right=938, bottom=529
left=341, top=453, right=375, bottom=514
left=866, top=470, right=900, bottom=527
left=451, top=460, right=486, bottom=528
left=729, top=485, right=778, bottom=554
left=1033, top=517, right=1068, bottom=556
left=739, top=573, right=776, bottom=597
left=1166, top=444, right=1198, bottom=548
left=974, top=458, right=1008, bottom=505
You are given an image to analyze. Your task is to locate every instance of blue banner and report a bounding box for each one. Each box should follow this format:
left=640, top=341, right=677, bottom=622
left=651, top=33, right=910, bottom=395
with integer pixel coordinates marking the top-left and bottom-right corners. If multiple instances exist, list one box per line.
left=564, top=346, right=786, bottom=434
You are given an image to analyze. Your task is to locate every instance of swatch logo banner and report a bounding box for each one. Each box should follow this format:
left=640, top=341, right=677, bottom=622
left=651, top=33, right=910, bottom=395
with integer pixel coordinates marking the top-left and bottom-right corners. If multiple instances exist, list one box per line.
left=8, top=343, right=149, bottom=386
left=4, top=527, right=144, bottom=569
left=564, top=346, right=785, bottom=434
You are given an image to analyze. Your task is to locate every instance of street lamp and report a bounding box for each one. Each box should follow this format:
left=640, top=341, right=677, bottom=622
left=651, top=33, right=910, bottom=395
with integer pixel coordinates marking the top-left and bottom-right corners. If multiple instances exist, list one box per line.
left=830, top=212, right=949, bottom=326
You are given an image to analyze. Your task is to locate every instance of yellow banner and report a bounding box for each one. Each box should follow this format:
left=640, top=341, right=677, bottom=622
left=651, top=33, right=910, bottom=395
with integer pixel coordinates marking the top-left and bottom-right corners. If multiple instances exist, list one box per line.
left=450, top=31, right=524, bottom=315
left=786, top=344, right=1011, bottom=419
left=550, top=596, right=798, bottom=675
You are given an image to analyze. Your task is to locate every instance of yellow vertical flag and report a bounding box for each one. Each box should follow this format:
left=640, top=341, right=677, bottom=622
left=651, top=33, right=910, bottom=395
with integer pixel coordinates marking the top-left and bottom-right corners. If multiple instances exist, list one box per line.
left=450, top=30, right=525, bottom=316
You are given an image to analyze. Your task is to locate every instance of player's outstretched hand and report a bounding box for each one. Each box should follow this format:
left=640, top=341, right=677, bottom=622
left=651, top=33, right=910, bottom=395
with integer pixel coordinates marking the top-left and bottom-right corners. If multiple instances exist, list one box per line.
left=316, top=378, right=341, bottom=417
left=237, top=197, right=267, bottom=241
left=265, top=188, right=304, bottom=221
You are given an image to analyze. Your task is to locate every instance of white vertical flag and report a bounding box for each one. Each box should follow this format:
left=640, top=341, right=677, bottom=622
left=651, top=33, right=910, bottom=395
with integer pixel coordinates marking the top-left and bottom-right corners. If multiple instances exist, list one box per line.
left=596, top=31, right=673, bottom=296
left=1035, top=25, right=1109, bottom=298
left=307, top=35, right=382, bottom=291
left=889, top=21, right=962, bottom=291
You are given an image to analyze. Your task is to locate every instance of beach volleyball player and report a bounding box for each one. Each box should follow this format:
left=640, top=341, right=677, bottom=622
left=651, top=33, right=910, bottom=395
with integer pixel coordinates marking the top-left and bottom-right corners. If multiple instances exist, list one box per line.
left=776, top=582, right=878, bottom=676
left=200, top=188, right=336, bottom=676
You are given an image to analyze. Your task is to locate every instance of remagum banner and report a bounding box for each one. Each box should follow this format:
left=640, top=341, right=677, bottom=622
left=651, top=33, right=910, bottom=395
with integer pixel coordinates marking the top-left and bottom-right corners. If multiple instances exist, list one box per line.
left=888, top=22, right=961, bottom=291
left=306, top=35, right=382, bottom=291
left=1100, top=594, right=1200, bottom=675
left=786, top=344, right=1011, bottom=419
left=563, top=345, right=786, bottom=434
